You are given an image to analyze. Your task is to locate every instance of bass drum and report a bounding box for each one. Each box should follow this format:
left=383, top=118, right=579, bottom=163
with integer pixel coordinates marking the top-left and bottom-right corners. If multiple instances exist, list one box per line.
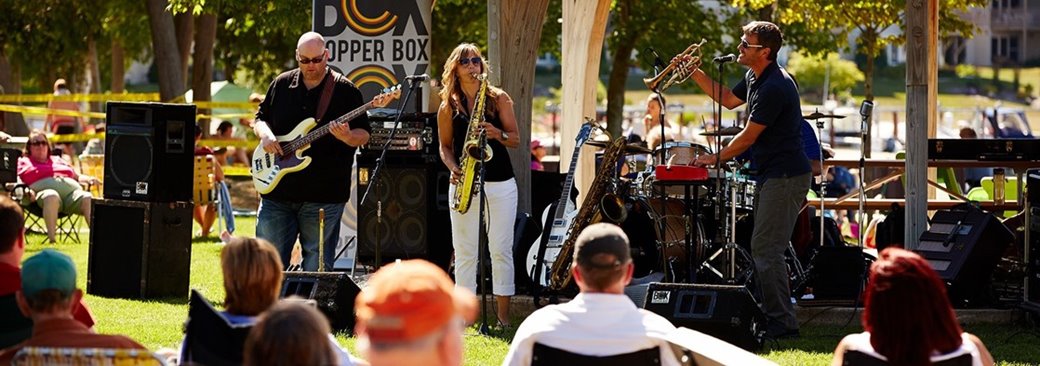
left=621, top=197, right=706, bottom=279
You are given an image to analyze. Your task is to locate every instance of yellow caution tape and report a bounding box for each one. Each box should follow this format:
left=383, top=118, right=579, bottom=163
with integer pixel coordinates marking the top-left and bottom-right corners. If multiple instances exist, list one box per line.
left=0, top=104, right=105, bottom=119
left=223, top=166, right=251, bottom=177
left=198, top=139, right=258, bottom=148
left=0, top=93, right=160, bottom=103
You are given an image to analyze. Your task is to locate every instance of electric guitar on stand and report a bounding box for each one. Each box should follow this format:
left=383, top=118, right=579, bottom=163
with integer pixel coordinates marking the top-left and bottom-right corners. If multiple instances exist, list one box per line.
left=527, top=122, right=593, bottom=288
left=251, top=86, right=400, bottom=194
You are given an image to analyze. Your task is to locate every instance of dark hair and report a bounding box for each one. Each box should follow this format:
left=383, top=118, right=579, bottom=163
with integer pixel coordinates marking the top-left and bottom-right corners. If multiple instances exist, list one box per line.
left=863, top=248, right=963, bottom=365
left=244, top=300, right=338, bottom=366
left=23, top=130, right=51, bottom=156
left=24, top=289, right=73, bottom=313
left=221, top=237, right=284, bottom=316
left=217, top=121, right=234, bottom=134
left=743, top=21, right=783, bottom=61
left=0, top=196, right=23, bottom=254
left=576, top=258, right=627, bottom=291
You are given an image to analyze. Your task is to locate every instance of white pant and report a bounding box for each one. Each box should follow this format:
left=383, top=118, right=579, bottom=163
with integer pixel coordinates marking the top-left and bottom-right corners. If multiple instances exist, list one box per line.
left=448, top=178, right=517, bottom=296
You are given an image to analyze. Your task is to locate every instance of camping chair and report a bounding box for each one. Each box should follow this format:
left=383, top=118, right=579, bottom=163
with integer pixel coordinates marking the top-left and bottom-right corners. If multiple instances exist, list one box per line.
left=194, top=155, right=234, bottom=235
left=530, top=343, right=661, bottom=366
left=179, top=289, right=252, bottom=366
left=11, top=347, right=167, bottom=366
left=11, top=184, right=83, bottom=244
left=78, top=154, right=104, bottom=197
left=894, top=151, right=963, bottom=197
left=0, top=148, right=21, bottom=192
left=841, top=349, right=972, bottom=366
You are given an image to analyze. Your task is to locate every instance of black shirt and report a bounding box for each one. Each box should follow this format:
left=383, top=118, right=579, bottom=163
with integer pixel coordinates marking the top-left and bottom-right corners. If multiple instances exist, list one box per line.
left=732, top=62, right=811, bottom=181
left=450, top=94, right=515, bottom=182
left=255, top=68, right=370, bottom=203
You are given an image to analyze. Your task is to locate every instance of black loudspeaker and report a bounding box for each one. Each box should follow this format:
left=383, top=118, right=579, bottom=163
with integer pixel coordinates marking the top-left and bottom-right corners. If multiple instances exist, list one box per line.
left=916, top=204, right=1014, bottom=305
left=87, top=199, right=192, bottom=299
left=104, top=102, right=195, bottom=202
left=280, top=272, right=361, bottom=332
left=632, top=282, right=765, bottom=351
left=809, top=246, right=869, bottom=302
left=1026, top=170, right=1039, bottom=308
left=356, top=153, right=451, bottom=270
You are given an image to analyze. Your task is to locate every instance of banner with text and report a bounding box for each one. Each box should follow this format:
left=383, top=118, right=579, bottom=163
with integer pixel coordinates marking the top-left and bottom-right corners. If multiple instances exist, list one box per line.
left=313, top=0, right=431, bottom=113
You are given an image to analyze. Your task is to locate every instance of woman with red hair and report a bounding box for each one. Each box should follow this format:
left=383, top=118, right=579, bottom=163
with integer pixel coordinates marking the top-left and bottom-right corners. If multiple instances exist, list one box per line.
left=831, top=248, right=994, bottom=366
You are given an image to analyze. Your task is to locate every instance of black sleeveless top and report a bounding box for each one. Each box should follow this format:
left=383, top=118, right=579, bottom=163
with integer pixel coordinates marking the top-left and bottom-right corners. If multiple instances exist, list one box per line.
left=451, top=93, right=515, bottom=182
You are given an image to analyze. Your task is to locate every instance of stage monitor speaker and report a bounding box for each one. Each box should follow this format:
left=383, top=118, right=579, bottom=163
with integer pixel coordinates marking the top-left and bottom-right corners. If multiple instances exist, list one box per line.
left=355, top=154, right=451, bottom=270
left=87, top=199, right=192, bottom=299
left=104, top=102, right=195, bottom=202
left=809, top=246, right=869, bottom=302
left=280, top=272, right=361, bottom=332
left=631, top=282, right=765, bottom=351
left=916, top=204, right=1014, bottom=305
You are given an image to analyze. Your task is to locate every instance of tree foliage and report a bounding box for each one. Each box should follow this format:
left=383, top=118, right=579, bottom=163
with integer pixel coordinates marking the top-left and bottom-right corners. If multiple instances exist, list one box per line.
left=786, top=52, right=864, bottom=102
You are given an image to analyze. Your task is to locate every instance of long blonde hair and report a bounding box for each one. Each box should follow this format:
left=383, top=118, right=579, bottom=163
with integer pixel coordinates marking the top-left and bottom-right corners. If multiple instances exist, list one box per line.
left=438, top=43, right=500, bottom=115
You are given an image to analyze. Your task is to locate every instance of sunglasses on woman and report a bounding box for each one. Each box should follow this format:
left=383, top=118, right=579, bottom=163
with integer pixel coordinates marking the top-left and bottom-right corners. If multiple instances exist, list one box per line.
left=458, top=57, right=482, bottom=66
left=28, top=140, right=47, bottom=146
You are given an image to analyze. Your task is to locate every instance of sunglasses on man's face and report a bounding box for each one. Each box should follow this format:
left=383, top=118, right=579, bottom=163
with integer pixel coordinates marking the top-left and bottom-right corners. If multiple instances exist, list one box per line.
left=458, top=57, right=482, bottom=66
left=739, top=38, right=765, bottom=49
left=297, top=55, right=325, bottom=64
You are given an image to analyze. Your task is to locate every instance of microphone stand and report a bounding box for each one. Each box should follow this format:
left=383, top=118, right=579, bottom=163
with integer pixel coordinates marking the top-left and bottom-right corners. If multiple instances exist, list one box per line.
left=814, top=112, right=828, bottom=249
left=476, top=129, right=491, bottom=336
left=359, top=80, right=421, bottom=269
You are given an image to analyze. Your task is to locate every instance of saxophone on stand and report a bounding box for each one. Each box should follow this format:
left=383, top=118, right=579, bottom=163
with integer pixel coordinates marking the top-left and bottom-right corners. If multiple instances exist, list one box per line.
left=450, top=73, right=492, bottom=214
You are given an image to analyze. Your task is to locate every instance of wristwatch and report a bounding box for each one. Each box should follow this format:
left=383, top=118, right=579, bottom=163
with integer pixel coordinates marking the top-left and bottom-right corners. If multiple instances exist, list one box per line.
left=501, top=131, right=509, bottom=141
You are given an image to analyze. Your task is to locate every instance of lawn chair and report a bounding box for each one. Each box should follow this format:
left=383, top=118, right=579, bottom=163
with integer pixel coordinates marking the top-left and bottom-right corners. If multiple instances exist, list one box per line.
left=179, top=289, right=252, bottom=366
left=78, top=154, right=104, bottom=197
left=11, top=184, right=83, bottom=244
left=530, top=343, right=661, bottom=366
left=194, top=155, right=234, bottom=235
left=841, top=349, right=972, bottom=366
left=11, top=347, right=167, bottom=366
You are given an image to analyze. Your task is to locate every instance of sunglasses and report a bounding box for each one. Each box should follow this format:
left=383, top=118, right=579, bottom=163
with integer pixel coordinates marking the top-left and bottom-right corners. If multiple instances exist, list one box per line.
left=297, top=55, right=325, bottom=64
left=458, top=57, right=482, bottom=66
left=739, top=38, right=765, bottom=49
left=28, top=140, right=47, bottom=146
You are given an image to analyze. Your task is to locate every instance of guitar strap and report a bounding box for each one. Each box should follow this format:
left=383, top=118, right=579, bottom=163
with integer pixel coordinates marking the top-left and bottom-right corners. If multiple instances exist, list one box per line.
left=315, top=69, right=341, bottom=123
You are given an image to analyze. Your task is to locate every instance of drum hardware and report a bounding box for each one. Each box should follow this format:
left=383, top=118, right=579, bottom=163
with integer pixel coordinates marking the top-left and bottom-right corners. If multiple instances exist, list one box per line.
left=803, top=111, right=846, bottom=121
left=586, top=140, right=653, bottom=154
left=699, top=126, right=743, bottom=136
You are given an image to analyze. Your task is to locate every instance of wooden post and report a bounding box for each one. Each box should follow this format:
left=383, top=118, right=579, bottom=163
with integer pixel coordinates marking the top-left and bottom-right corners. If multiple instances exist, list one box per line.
left=488, top=0, right=550, bottom=215
left=562, top=0, right=611, bottom=205
left=904, top=0, right=939, bottom=249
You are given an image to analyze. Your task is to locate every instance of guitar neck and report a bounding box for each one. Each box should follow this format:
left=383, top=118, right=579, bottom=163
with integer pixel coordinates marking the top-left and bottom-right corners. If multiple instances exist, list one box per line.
left=284, top=101, right=374, bottom=153
left=554, top=143, right=584, bottom=218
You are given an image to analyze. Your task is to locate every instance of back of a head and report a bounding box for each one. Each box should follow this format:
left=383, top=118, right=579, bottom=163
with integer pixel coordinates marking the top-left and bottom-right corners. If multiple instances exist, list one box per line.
left=221, top=237, right=284, bottom=316
left=863, top=248, right=963, bottom=365
left=244, top=300, right=337, bottom=366
left=20, top=249, right=77, bottom=314
left=573, top=223, right=631, bottom=292
left=218, top=121, right=234, bottom=135
left=0, top=196, right=24, bottom=255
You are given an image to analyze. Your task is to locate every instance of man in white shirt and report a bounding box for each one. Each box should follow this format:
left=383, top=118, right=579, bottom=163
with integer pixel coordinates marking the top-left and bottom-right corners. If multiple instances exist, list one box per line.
left=504, top=223, right=680, bottom=366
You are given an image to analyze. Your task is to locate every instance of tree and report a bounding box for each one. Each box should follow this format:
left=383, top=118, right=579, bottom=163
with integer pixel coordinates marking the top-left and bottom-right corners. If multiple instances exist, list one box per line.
left=146, top=0, right=185, bottom=101
left=786, top=52, right=864, bottom=102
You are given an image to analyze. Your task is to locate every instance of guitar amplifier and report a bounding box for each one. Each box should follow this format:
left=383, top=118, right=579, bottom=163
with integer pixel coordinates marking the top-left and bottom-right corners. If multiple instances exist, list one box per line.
left=360, top=111, right=436, bottom=155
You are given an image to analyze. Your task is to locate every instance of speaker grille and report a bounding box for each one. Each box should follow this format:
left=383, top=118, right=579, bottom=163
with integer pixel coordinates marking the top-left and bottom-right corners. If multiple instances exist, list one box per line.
left=357, top=167, right=429, bottom=259
left=107, top=135, right=154, bottom=188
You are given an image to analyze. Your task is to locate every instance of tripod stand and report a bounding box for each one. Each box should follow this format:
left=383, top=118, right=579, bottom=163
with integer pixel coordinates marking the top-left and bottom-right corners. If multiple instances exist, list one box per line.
left=698, top=162, right=754, bottom=285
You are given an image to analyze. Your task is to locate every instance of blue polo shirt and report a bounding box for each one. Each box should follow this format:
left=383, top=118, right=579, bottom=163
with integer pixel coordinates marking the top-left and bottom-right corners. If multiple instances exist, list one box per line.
left=732, top=62, right=811, bottom=181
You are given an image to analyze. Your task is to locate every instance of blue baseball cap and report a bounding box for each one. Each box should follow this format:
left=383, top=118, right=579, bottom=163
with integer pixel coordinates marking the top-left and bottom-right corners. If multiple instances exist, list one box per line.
left=21, top=249, right=77, bottom=298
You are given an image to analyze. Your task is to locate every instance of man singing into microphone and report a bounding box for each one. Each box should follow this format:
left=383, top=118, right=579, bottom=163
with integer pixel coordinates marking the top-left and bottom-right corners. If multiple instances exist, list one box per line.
left=682, top=21, right=810, bottom=339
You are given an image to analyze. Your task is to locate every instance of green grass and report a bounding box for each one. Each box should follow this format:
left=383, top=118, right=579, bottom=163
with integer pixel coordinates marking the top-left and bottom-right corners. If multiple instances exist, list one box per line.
left=22, top=215, right=1040, bottom=365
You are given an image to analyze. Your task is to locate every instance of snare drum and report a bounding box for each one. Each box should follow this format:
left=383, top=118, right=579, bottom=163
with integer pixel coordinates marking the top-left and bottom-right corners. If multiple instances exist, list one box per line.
left=652, top=141, right=712, bottom=167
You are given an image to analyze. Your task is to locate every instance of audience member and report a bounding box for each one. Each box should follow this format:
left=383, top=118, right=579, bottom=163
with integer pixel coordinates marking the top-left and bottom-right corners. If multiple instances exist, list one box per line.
left=16, top=130, right=97, bottom=243
left=831, top=248, right=995, bottom=366
left=244, top=300, right=340, bottom=366
left=644, top=93, right=677, bottom=150
left=504, top=223, right=679, bottom=365
left=45, top=79, right=82, bottom=157
left=958, top=127, right=991, bottom=190
left=193, top=125, right=225, bottom=238
left=530, top=140, right=546, bottom=171
left=0, top=249, right=145, bottom=364
left=355, top=259, right=477, bottom=366
left=0, top=196, right=95, bottom=349
left=213, top=121, right=250, bottom=166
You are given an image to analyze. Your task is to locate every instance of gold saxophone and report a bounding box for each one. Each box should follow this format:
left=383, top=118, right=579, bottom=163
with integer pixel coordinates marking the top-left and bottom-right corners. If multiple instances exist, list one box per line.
left=643, top=39, right=707, bottom=92
left=548, top=135, right=628, bottom=290
left=451, top=73, right=493, bottom=214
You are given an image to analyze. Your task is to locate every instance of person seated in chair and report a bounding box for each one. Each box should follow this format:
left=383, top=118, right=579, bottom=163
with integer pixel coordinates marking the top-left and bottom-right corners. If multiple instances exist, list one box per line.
left=830, top=248, right=994, bottom=366
left=193, top=125, right=224, bottom=238
left=0, top=196, right=94, bottom=349
left=16, top=130, right=98, bottom=244
left=245, top=300, right=341, bottom=366
left=0, top=249, right=145, bottom=364
left=504, top=223, right=680, bottom=366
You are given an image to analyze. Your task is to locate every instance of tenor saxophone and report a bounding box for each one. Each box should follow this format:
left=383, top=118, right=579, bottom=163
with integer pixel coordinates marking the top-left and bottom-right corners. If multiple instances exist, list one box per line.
left=548, top=136, right=628, bottom=290
left=450, top=73, right=493, bottom=214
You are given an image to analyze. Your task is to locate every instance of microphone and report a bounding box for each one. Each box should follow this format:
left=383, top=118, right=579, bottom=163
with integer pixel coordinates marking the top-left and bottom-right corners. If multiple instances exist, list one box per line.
left=859, top=100, right=874, bottom=139
left=713, top=54, right=737, bottom=64
left=405, top=74, right=429, bottom=81
left=646, top=47, right=665, bottom=72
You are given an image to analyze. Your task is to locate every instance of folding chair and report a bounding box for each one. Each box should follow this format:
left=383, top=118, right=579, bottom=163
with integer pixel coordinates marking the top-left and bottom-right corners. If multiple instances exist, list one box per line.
left=11, top=184, right=83, bottom=244
left=531, top=343, right=661, bottom=366
left=78, top=154, right=104, bottom=197
left=0, top=148, right=20, bottom=190
left=12, top=347, right=167, bottom=366
left=180, top=289, right=253, bottom=366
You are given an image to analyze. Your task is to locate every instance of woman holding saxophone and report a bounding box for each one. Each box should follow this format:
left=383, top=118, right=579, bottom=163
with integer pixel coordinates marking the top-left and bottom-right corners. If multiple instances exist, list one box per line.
left=438, top=43, right=520, bottom=327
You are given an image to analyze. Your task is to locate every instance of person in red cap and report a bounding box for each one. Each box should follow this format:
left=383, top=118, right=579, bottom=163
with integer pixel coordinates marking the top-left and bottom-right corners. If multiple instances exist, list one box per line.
left=355, top=259, right=477, bottom=366
left=529, top=140, right=546, bottom=171
left=504, top=223, right=680, bottom=365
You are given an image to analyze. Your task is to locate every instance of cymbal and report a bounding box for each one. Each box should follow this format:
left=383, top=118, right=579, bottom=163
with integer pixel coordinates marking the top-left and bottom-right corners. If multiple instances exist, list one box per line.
left=700, top=126, right=743, bottom=136
left=585, top=140, right=652, bottom=154
left=803, top=112, right=846, bottom=120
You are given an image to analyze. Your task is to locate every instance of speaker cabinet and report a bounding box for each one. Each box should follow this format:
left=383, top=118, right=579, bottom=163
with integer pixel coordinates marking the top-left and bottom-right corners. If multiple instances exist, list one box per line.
left=916, top=204, right=1014, bottom=305
left=280, top=272, right=361, bottom=332
left=633, top=282, right=765, bottom=351
left=87, top=199, right=192, bottom=299
left=1026, top=170, right=1039, bottom=308
left=355, top=154, right=451, bottom=269
left=104, top=102, right=195, bottom=202
left=809, top=246, right=869, bottom=301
